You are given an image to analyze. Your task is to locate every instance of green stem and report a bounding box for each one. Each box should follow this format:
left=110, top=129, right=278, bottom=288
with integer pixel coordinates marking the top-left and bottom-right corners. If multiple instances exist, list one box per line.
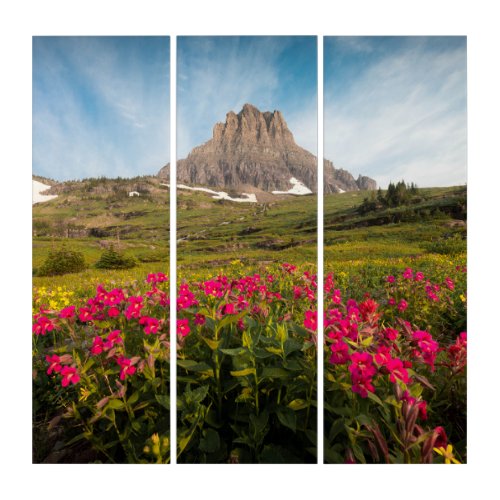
left=214, top=326, right=223, bottom=419
left=304, top=380, right=313, bottom=431
left=253, top=359, right=259, bottom=416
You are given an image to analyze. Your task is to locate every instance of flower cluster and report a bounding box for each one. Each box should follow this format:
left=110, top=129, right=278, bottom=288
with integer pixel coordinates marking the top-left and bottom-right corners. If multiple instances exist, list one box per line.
left=324, top=265, right=467, bottom=464
left=33, top=274, right=170, bottom=390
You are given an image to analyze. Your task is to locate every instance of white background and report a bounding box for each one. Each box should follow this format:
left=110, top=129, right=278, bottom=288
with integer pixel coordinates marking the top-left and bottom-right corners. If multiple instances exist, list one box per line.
left=1, top=1, right=498, bottom=498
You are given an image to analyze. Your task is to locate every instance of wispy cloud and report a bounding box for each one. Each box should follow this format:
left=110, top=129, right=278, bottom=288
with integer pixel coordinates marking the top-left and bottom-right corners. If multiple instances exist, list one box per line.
left=324, top=37, right=467, bottom=188
left=177, top=36, right=317, bottom=158
left=33, top=37, right=170, bottom=180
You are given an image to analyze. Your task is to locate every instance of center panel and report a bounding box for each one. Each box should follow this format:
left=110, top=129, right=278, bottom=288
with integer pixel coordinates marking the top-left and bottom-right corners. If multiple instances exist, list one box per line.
left=174, top=36, right=319, bottom=464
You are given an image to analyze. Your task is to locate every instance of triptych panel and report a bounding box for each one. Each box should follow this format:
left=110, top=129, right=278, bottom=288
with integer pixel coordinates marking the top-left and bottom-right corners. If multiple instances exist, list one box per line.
left=32, top=35, right=467, bottom=465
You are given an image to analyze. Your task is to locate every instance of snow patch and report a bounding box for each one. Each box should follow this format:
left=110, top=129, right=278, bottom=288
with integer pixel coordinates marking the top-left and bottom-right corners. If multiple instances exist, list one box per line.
left=272, top=177, right=312, bottom=195
left=33, top=180, right=58, bottom=204
left=337, top=188, right=345, bottom=194
left=167, top=183, right=257, bottom=203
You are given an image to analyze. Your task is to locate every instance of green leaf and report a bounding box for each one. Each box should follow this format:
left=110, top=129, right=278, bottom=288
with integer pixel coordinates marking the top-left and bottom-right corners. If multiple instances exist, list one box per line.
left=288, top=399, right=309, bottom=411
left=327, top=419, right=346, bottom=442
left=220, top=347, right=247, bottom=356
left=290, top=324, right=309, bottom=338
left=264, top=346, right=283, bottom=355
left=242, top=330, right=253, bottom=349
left=276, top=324, right=288, bottom=344
left=202, top=337, right=220, bottom=351
left=199, top=428, right=220, bottom=453
left=127, top=391, right=139, bottom=406
left=65, top=432, right=87, bottom=447
left=356, top=414, right=374, bottom=427
left=366, top=391, right=384, bottom=407
left=410, top=383, right=424, bottom=399
left=230, top=367, right=256, bottom=377
left=177, top=359, right=213, bottom=372
left=261, top=367, right=290, bottom=379
left=81, top=357, right=95, bottom=374
left=253, top=347, right=274, bottom=359
left=324, top=446, right=344, bottom=464
left=283, top=338, right=303, bottom=356
left=189, top=385, right=210, bottom=404
left=155, top=394, right=170, bottom=410
left=361, top=335, right=374, bottom=347
left=283, top=360, right=303, bottom=371
left=235, top=391, right=254, bottom=403
left=383, top=395, right=401, bottom=408
left=259, top=444, right=288, bottom=463
left=330, top=406, right=352, bottom=417
left=276, top=407, right=297, bottom=432
left=218, top=311, right=247, bottom=331
left=249, top=410, right=269, bottom=436
left=351, top=443, right=366, bottom=464
left=107, top=399, right=125, bottom=410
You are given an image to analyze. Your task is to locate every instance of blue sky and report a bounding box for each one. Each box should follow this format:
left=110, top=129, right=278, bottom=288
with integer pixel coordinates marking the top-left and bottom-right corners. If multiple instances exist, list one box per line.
left=324, top=36, right=467, bottom=188
left=33, top=36, right=170, bottom=181
left=177, top=36, right=317, bottom=158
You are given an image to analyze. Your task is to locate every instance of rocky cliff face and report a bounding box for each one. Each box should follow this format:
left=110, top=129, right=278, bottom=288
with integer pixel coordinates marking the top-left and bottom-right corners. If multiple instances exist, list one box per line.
left=356, top=175, right=377, bottom=191
left=159, top=103, right=376, bottom=194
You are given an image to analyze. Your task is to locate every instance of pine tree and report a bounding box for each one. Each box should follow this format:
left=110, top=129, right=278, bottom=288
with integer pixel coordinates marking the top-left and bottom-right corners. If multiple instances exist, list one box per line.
left=95, top=245, right=136, bottom=269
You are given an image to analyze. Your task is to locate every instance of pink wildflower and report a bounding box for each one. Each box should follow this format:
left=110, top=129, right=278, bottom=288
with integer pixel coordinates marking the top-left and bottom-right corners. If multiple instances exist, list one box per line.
left=177, top=319, right=190, bottom=337
left=108, top=307, right=120, bottom=318
left=115, top=356, right=136, bottom=381
left=403, top=267, right=414, bottom=280
left=125, top=296, right=143, bottom=320
left=386, top=357, right=410, bottom=384
left=90, top=336, right=105, bottom=355
left=33, top=316, right=55, bottom=336
left=349, top=352, right=377, bottom=379
left=139, top=316, right=160, bottom=334
left=60, top=366, right=80, bottom=387
left=194, top=313, right=206, bottom=326
left=304, top=310, right=317, bottom=331
left=384, top=328, right=399, bottom=341
left=351, top=371, right=376, bottom=398
left=329, top=341, right=350, bottom=365
left=78, top=307, right=94, bottom=322
left=59, top=306, right=76, bottom=319
left=45, top=354, right=62, bottom=375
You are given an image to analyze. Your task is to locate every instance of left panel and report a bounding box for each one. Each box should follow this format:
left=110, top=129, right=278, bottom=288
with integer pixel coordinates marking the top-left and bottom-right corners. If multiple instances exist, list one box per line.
left=32, top=36, right=171, bottom=463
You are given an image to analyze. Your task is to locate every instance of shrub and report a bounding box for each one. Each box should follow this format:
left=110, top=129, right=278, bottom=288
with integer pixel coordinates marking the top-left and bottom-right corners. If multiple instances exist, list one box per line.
left=95, top=246, right=136, bottom=270
left=37, top=245, right=86, bottom=276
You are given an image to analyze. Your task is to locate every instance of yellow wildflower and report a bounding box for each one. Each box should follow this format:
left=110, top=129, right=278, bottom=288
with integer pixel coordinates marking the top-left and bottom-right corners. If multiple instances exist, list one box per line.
left=434, top=444, right=461, bottom=464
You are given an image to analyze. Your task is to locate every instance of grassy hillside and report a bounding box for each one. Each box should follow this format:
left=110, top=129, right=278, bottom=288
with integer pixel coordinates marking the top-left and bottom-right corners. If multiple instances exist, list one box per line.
left=324, top=185, right=466, bottom=264
left=177, top=190, right=318, bottom=271
left=32, top=176, right=169, bottom=272
left=33, top=177, right=466, bottom=287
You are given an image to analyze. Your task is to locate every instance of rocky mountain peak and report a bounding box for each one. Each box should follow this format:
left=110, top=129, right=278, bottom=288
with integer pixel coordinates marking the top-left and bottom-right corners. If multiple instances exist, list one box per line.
left=212, top=104, right=294, bottom=149
left=158, top=104, right=376, bottom=196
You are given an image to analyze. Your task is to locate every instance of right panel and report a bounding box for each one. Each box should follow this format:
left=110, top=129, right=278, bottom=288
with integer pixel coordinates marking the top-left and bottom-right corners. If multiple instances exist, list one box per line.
left=323, top=36, right=467, bottom=464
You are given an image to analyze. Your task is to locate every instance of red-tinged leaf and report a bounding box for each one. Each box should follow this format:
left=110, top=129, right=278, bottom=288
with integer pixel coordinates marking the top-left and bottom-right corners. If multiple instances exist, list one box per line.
left=96, top=397, right=109, bottom=409
left=106, top=347, right=117, bottom=359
